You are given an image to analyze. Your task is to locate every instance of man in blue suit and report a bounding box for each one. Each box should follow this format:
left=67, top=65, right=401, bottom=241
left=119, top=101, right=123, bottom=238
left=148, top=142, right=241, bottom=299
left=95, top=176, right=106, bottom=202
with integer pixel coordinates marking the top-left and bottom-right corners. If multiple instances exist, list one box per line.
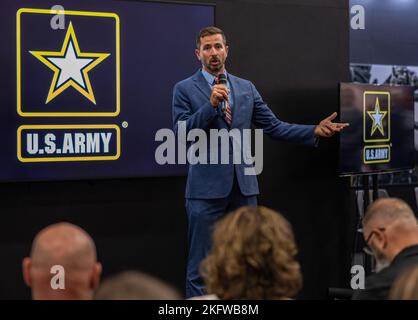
left=172, top=26, right=348, bottom=298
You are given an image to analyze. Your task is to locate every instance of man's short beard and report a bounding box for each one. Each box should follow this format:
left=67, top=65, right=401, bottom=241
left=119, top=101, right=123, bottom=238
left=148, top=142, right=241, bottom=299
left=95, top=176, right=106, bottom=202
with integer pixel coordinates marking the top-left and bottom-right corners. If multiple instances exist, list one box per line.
left=206, top=62, right=223, bottom=72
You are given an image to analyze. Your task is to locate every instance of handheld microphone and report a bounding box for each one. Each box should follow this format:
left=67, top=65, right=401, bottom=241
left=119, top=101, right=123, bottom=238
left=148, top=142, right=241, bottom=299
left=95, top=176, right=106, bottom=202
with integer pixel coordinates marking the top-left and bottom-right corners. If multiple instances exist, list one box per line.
left=217, top=74, right=228, bottom=114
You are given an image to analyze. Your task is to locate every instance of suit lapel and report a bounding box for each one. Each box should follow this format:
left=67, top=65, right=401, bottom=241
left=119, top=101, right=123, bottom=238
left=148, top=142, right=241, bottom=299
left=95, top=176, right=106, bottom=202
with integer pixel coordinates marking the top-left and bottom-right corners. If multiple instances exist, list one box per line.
left=228, top=74, right=240, bottom=128
left=193, top=70, right=211, bottom=100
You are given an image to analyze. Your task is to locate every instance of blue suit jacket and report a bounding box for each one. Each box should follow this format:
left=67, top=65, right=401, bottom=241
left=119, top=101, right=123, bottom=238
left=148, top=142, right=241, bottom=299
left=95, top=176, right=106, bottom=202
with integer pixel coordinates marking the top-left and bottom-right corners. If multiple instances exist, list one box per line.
left=172, top=70, right=316, bottom=199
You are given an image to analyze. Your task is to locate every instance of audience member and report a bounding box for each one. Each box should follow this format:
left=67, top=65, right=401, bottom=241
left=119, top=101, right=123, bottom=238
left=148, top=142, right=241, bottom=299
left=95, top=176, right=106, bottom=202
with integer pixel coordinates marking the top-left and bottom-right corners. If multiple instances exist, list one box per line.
left=22, top=222, right=102, bottom=300
left=94, top=270, right=182, bottom=300
left=352, top=198, right=418, bottom=300
left=200, top=206, right=302, bottom=299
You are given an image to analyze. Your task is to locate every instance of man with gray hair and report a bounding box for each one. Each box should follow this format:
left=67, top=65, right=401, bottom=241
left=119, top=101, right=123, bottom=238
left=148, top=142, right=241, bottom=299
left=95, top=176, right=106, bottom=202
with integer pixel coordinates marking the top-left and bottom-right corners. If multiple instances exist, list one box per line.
left=22, top=222, right=102, bottom=300
left=352, top=198, right=418, bottom=300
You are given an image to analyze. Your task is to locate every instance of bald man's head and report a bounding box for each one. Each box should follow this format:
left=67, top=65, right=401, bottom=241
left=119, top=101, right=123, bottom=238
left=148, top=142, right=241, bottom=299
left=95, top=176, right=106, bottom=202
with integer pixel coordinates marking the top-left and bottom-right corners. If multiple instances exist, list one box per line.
left=23, top=223, right=102, bottom=300
left=363, top=198, right=416, bottom=228
left=363, top=198, right=418, bottom=266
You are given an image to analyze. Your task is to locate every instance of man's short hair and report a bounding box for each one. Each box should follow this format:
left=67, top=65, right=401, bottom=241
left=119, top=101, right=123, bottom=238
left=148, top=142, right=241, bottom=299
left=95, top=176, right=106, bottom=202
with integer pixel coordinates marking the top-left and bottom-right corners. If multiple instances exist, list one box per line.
left=196, top=26, right=227, bottom=49
left=363, top=198, right=416, bottom=227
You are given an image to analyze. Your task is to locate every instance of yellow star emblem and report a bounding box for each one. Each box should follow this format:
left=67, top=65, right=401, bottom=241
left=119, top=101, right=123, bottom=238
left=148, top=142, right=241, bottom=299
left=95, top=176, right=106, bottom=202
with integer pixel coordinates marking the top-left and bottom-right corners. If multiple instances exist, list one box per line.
left=29, top=22, right=110, bottom=104
left=367, top=97, right=387, bottom=136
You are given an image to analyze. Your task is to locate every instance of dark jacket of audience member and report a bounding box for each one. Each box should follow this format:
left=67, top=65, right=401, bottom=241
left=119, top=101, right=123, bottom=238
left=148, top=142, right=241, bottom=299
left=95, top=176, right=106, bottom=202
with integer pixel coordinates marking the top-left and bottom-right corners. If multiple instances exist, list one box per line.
left=355, top=246, right=418, bottom=300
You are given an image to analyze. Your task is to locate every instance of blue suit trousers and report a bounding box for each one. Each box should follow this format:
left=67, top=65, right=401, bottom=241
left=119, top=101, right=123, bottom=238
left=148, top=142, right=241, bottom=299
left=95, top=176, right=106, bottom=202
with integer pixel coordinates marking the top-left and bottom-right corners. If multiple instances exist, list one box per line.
left=185, top=179, right=257, bottom=298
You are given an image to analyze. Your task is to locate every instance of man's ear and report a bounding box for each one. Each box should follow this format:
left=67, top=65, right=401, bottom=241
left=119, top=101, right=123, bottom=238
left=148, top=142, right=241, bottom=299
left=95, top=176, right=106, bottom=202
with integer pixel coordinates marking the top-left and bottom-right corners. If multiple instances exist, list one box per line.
left=225, top=45, right=229, bottom=57
left=195, top=49, right=201, bottom=61
left=22, top=257, right=32, bottom=287
left=375, top=230, right=387, bottom=249
left=381, top=231, right=389, bottom=249
left=90, top=262, right=102, bottom=290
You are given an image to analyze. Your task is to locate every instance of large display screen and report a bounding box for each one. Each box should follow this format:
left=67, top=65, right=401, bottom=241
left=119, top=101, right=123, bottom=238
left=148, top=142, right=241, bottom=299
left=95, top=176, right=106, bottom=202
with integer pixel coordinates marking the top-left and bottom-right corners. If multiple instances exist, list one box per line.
left=0, top=0, right=214, bottom=181
left=350, top=0, right=418, bottom=175
left=339, top=83, right=415, bottom=176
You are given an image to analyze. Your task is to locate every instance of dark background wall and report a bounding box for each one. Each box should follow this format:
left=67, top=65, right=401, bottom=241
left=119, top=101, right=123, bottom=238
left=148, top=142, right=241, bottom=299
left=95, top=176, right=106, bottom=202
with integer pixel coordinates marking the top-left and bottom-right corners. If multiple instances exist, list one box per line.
left=350, top=0, right=418, bottom=65
left=0, top=0, right=353, bottom=299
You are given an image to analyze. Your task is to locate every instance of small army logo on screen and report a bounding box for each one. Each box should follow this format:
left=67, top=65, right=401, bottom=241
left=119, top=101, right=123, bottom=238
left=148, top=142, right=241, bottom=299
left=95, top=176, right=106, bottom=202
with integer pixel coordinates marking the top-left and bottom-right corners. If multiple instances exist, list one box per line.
left=363, top=91, right=391, bottom=164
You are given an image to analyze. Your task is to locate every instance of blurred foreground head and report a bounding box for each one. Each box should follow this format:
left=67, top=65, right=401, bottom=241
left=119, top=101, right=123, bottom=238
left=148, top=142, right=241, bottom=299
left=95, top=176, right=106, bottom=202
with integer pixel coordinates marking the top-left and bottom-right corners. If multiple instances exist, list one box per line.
left=201, top=206, right=302, bottom=299
left=389, top=264, right=418, bottom=300
left=95, top=271, right=182, bottom=300
left=22, top=222, right=102, bottom=300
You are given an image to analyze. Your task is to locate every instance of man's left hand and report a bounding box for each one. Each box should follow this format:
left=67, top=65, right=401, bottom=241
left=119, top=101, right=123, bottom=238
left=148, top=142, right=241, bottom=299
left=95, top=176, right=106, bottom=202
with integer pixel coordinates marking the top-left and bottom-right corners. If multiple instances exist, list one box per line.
left=314, top=112, right=349, bottom=138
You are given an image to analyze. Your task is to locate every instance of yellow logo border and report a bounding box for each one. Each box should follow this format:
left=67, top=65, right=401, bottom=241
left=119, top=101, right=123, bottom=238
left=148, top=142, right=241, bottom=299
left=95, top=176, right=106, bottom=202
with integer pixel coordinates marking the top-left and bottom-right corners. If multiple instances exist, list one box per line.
left=363, top=144, right=391, bottom=164
left=363, top=91, right=390, bottom=143
left=17, top=8, right=120, bottom=117
left=17, top=124, right=121, bottom=162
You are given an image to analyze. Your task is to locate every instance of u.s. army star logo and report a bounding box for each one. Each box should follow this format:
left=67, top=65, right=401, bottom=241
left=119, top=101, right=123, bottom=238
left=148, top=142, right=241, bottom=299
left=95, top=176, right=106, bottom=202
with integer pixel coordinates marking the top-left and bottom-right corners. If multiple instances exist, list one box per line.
left=363, top=91, right=390, bottom=143
left=367, top=97, right=387, bottom=136
left=29, top=22, right=110, bottom=104
left=363, top=91, right=391, bottom=164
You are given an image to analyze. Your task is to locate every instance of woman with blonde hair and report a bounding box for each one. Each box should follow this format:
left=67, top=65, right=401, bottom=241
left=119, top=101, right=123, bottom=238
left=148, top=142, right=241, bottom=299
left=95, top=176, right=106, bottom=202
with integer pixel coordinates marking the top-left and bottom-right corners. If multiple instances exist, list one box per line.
left=200, top=206, right=302, bottom=300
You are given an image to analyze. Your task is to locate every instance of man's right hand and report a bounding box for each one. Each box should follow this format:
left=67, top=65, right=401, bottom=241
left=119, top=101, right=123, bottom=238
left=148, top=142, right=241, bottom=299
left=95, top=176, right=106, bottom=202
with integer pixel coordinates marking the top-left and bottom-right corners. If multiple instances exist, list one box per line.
left=210, top=84, right=229, bottom=108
